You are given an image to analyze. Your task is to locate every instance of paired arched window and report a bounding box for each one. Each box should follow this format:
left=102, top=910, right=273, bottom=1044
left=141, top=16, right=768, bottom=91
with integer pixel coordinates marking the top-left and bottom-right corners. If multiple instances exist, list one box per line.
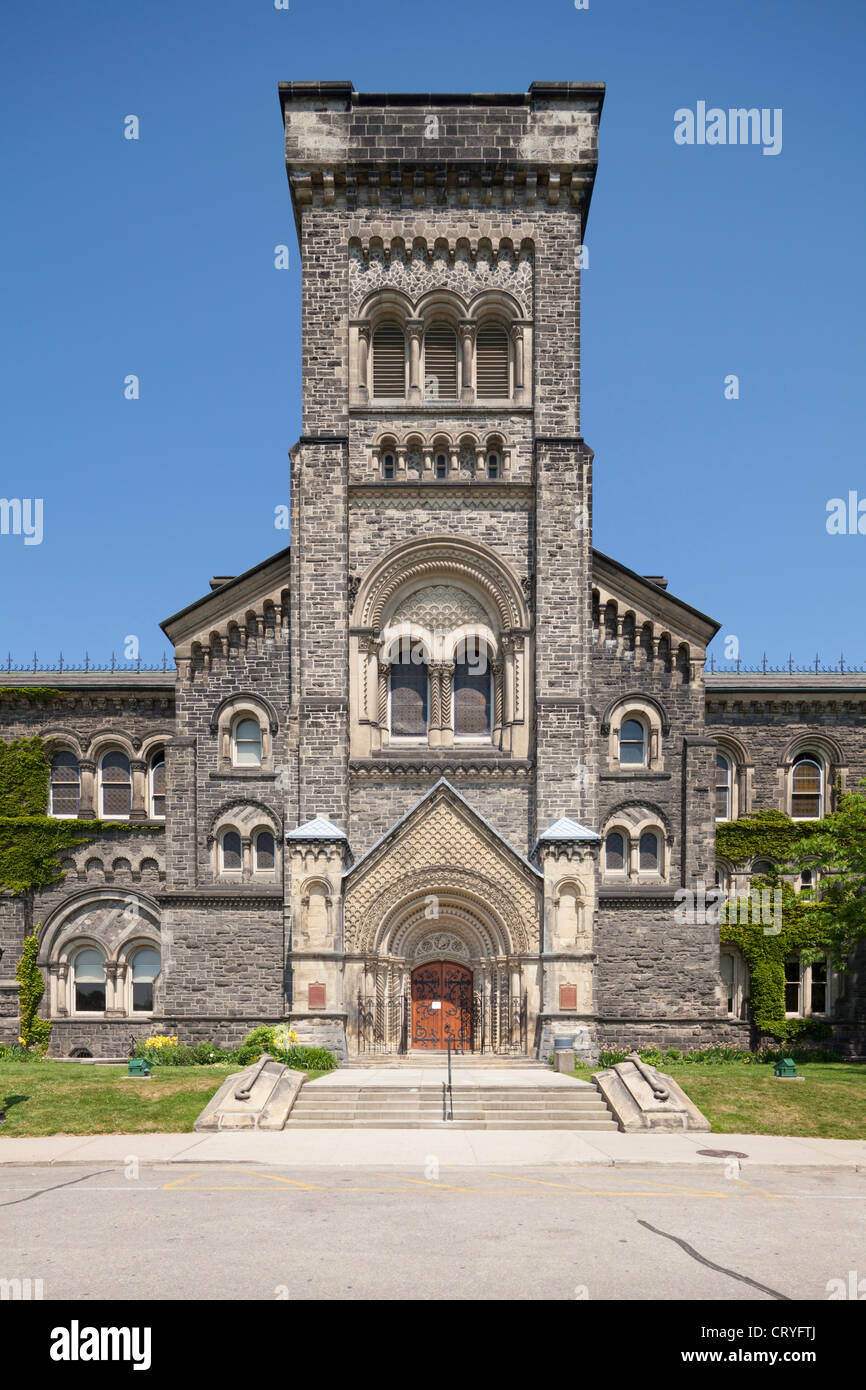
left=50, top=751, right=80, bottom=818
left=149, top=751, right=166, bottom=820
left=73, top=948, right=106, bottom=1013
left=131, top=947, right=161, bottom=1013
left=475, top=321, right=509, bottom=397
left=99, top=750, right=131, bottom=819
left=254, top=829, right=275, bottom=874
left=715, top=752, right=733, bottom=821
left=232, top=717, right=263, bottom=768
left=221, top=830, right=243, bottom=872
left=605, top=831, right=626, bottom=874
left=390, top=660, right=429, bottom=738
left=619, top=719, right=646, bottom=766
left=791, top=756, right=823, bottom=819
left=453, top=652, right=492, bottom=737
left=372, top=322, right=406, bottom=397
left=639, top=831, right=660, bottom=873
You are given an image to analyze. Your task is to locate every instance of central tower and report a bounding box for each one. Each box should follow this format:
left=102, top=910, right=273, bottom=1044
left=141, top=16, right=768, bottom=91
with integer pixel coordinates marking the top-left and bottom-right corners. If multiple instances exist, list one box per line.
left=281, top=83, right=605, bottom=1056
left=281, top=80, right=605, bottom=854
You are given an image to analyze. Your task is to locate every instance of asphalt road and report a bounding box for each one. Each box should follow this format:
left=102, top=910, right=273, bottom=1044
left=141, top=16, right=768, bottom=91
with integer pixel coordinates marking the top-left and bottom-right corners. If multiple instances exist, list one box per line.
left=0, top=1163, right=863, bottom=1301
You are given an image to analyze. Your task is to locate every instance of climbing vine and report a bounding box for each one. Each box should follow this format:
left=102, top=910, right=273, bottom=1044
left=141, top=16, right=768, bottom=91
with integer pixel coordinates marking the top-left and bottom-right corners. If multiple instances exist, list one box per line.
left=0, top=737, right=162, bottom=898
left=715, top=810, right=835, bottom=1042
left=15, top=929, right=51, bottom=1050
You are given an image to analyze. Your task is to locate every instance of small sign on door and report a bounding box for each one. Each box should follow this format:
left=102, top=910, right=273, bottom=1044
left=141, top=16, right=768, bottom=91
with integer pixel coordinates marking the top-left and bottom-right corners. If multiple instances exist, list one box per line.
left=431, top=1001, right=441, bottom=1010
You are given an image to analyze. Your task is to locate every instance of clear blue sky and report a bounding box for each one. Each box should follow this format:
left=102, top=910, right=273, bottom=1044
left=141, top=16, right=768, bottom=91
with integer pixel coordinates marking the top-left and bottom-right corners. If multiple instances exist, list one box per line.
left=1, top=0, right=863, bottom=670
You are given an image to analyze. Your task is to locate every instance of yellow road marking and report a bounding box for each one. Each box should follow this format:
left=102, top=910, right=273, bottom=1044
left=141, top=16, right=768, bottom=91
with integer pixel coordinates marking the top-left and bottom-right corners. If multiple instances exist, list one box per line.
left=161, top=1171, right=205, bottom=1190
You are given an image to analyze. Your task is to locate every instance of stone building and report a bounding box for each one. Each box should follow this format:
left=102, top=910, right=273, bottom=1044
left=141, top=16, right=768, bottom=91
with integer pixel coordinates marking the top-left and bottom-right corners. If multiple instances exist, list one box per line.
left=1, top=83, right=864, bottom=1059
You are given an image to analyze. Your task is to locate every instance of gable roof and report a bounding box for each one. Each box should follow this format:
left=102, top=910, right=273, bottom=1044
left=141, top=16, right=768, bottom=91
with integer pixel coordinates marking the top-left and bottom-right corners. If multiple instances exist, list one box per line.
left=592, top=548, right=720, bottom=647
left=535, top=816, right=601, bottom=847
left=343, top=777, right=542, bottom=881
left=160, top=547, right=290, bottom=646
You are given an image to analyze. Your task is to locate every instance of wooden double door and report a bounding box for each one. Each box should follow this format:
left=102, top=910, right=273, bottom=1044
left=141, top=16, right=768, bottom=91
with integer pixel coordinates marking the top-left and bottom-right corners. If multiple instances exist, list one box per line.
left=411, top=961, right=472, bottom=1050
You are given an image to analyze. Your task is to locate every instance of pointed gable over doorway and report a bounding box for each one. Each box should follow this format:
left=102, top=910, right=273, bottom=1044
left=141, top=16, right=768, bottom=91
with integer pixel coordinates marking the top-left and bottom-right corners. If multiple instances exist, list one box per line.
left=342, top=779, right=542, bottom=956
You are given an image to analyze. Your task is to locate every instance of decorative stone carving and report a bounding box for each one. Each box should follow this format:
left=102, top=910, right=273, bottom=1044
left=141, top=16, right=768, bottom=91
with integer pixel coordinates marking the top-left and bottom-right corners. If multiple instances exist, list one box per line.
left=415, top=932, right=470, bottom=960
left=391, top=584, right=489, bottom=631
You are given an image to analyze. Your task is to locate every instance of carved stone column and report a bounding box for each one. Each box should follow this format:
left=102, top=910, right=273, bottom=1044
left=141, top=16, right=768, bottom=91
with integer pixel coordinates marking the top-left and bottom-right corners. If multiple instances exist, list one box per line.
left=49, top=961, right=69, bottom=1016
left=458, top=320, right=476, bottom=402
left=510, top=323, right=524, bottom=390
left=407, top=319, right=423, bottom=402
left=130, top=759, right=148, bottom=822
left=428, top=664, right=443, bottom=748
left=439, top=661, right=455, bottom=747
left=357, top=322, right=370, bottom=396
left=491, top=657, right=504, bottom=745
left=78, top=759, right=97, bottom=819
left=377, top=660, right=390, bottom=739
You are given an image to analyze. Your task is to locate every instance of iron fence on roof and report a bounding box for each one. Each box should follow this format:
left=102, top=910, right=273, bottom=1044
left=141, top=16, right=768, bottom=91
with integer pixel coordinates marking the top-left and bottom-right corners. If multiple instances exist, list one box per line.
left=3, top=652, right=177, bottom=674
left=705, top=654, right=866, bottom=675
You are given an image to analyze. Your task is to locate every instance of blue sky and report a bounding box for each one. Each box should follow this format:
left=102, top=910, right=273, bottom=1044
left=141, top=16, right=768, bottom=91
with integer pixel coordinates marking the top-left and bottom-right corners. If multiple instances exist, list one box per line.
left=1, top=0, right=864, bottom=671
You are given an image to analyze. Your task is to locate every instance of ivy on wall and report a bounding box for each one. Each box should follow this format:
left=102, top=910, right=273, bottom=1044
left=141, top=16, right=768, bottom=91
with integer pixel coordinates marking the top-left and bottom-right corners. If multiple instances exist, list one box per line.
left=0, top=737, right=162, bottom=898
left=0, top=687, right=68, bottom=705
left=715, top=811, right=831, bottom=1042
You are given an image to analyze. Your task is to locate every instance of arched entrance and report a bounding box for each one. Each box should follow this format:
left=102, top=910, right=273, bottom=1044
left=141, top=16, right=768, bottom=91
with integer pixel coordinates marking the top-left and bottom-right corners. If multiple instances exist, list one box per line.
left=410, top=960, right=472, bottom=1051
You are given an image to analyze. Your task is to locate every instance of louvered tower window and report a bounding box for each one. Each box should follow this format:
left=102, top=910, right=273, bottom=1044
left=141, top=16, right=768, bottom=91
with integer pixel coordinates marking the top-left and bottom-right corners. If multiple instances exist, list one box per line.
left=423, top=322, right=458, bottom=399
left=475, top=322, right=509, bottom=398
left=372, top=322, right=406, bottom=397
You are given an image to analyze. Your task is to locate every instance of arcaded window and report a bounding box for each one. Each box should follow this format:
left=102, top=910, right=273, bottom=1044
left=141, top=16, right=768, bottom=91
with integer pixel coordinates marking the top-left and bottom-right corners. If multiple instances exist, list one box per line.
left=99, top=750, right=131, bottom=819
left=486, top=450, right=500, bottom=479
left=453, top=653, right=492, bottom=737
left=424, top=322, right=458, bottom=400
left=131, top=947, right=161, bottom=1013
left=791, top=756, right=823, bottom=819
left=605, top=831, right=626, bottom=873
left=435, top=452, right=448, bottom=479
left=254, top=830, right=276, bottom=873
left=221, top=830, right=242, bottom=872
left=390, top=660, right=428, bottom=738
left=475, top=321, right=509, bottom=397
left=50, top=751, right=80, bottom=818
left=372, top=321, right=406, bottom=397
left=639, top=831, right=660, bottom=872
left=73, top=948, right=106, bottom=1013
left=233, top=717, right=263, bottom=768
left=149, top=752, right=166, bottom=819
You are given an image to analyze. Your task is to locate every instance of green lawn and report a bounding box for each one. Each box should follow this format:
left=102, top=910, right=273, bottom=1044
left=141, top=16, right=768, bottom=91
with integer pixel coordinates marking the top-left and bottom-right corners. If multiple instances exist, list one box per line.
left=570, top=1061, right=866, bottom=1139
left=0, top=1063, right=329, bottom=1137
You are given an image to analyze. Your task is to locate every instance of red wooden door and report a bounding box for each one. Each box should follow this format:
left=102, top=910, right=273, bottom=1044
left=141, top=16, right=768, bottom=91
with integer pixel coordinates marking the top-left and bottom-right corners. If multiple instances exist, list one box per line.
left=411, top=961, right=472, bottom=1050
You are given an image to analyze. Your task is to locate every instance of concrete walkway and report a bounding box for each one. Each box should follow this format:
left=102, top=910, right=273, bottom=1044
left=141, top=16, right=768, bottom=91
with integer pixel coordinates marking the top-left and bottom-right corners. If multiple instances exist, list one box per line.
left=0, top=1129, right=863, bottom=1170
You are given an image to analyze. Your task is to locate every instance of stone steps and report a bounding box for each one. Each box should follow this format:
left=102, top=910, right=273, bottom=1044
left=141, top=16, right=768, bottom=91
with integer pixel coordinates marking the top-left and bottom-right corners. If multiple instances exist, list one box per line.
left=287, top=1084, right=618, bottom=1131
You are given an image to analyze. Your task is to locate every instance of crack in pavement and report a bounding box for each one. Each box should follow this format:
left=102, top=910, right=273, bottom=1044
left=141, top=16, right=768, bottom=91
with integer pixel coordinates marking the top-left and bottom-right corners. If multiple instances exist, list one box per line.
left=637, top=1219, right=790, bottom=1300
left=0, top=1168, right=115, bottom=1210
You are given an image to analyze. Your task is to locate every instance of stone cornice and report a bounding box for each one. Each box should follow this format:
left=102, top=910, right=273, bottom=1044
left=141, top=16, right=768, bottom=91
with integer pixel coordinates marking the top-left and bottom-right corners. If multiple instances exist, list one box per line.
left=349, top=757, right=533, bottom=781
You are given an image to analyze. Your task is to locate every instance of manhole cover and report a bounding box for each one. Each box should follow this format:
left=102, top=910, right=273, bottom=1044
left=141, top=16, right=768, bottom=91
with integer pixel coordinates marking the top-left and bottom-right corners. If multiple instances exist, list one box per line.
left=696, top=1149, right=749, bottom=1159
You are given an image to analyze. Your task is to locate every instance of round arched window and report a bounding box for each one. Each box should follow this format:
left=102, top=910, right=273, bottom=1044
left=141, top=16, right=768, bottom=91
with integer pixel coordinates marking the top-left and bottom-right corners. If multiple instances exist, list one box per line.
left=74, top=949, right=106, bottom=1013
left=233, top=718, right=263, bottom=768
left=131, top=948, right=161, bottom=1013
